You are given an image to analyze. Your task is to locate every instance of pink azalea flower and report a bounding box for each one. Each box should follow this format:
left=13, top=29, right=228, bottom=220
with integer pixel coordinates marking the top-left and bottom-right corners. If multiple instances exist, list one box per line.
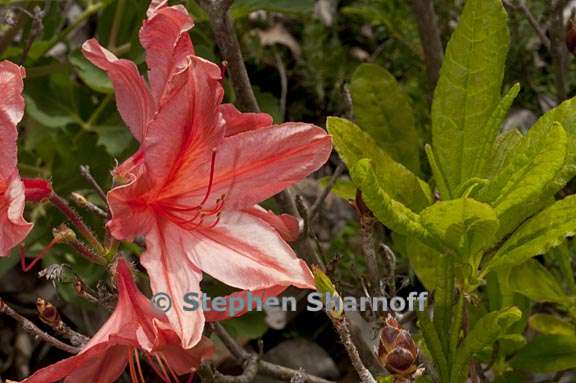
left=0, top=61, right=34, bottom=256
left=22, top=259, right=212, bottom=383
left=82, top=0, right=332, bottom=347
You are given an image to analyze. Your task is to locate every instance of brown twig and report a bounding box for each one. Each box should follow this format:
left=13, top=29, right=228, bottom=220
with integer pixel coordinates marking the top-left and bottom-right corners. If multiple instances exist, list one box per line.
left=548, top=0, right=569, bottom=102
left=36, top=298, right=90, bottom=347
left=308, top=162, right=345, bottom=222
left=197, top=0, right=259, bottom=112
left=79, top=165, right=108, bottom=204
left=407, top=0, right=444, bottom=94
left=211, top=323, right=335, bottom=383
left=0, top=298, right=81, bottom=354
left=505, top=0, right=551, bottom=49
left=332, top=318, right=378, bottom=383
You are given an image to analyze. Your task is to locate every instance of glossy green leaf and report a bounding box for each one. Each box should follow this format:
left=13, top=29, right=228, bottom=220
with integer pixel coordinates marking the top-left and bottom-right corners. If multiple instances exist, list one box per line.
left=451, top=307, right=522, bottom=383
left=511, top=335, right=576, bottom=373
left=477, top=122, right=567, bottom=237
left=420, top=198, right=498, bottom=267
left=349, top=159, right=438, bottom=249
left=477, top=84, right=520, bottom=177
left=350, top=63, right=420, bottom=173
left=431, top=0, right=509, bottom=196
left=483, top=194, right=576, bottom=273
left=508, top=259, right=567, bottom=303
left=328, top=116, right=432, bottom=212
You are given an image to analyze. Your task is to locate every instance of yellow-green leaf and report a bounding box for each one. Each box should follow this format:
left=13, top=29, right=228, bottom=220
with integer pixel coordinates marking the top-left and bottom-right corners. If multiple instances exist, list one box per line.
left=350, top=63, right=420, bottom=173
left=431, top=0, right=509, bottom=196
left=327, top=116, right=432, bottom=212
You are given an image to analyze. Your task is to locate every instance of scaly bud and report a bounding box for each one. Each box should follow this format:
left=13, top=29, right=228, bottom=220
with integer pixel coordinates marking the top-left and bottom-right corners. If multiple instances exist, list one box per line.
left=377, top=315, right=420, bottom=379
left=36, top=298, right=61, bottom=328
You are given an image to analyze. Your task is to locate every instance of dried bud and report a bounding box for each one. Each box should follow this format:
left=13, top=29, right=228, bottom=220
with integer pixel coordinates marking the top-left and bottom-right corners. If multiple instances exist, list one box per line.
left=52, top=224, right=77, bottom=243
left=74, top=278, right=85, bottom=295
left=36, top=298, right=61, bottom=327
left=22, top=178, right=52, bottom=202
left=70, top=192, right=89, bottom=207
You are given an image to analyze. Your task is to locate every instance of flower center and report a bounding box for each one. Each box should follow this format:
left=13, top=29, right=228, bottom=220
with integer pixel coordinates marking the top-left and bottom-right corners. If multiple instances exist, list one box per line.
left=152, top=150, right=225, bottom=230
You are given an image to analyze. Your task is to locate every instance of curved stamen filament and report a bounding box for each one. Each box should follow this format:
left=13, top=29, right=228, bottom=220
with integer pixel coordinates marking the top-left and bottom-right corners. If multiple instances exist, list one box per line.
left=134, top=350, right=146, bottom=383
left=155, top=355, right=174, bottom=383
left=128, top=349, right=140, bottom=383
left=160, top=354, right=180, bottom=383
left=145, top=354, right=171, bottom=383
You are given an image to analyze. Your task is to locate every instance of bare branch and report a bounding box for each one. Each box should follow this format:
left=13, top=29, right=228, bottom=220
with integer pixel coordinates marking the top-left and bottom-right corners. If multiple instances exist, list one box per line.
left=407, top=0, right=444, bottom=93
left=0, top=298, right=81, bottom=354
left=211, top=323, right=336, bottom=383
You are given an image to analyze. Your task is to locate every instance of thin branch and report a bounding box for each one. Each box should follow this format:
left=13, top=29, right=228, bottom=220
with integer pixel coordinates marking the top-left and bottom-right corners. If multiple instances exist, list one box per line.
left=505, top=0, right=551, bottom=49
left=211, top=323, right=335, bottom=383
left=308, top=162, right=345, bottom=222
left=197, top=0, right=259, bottom=112
left=36, top=298, right=90, bottom=347
left=332, top=317, right=378, bottom=383
left=79, top=165, right=108, bottom=204
left=0, top=298, right=81, bottom=354
left=407, top=0, right=444, bottom=94
left=548, top=0, right=569, bottom=102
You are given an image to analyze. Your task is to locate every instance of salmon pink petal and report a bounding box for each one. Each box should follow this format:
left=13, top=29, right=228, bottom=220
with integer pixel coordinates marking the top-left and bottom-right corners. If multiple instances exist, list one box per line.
left=21, top=343, right=128, bottom=383
left=142, top=222, right=205, bottom=349
left=82, top=40, right=154, bottom=143
left=219, top=103, right=273, bottom=136
left=243, top=205, right=300, bottom=242
left=140, top=1, right=195, bottom=102
left=175, top=123, right=331, bottom=210
left=159, top=335, right=213, bottom=375
left=0, top=61, right=32, bottom=257
left=0, top=61, right=24, bottom=178
left=0, top=176, right=32, bottom=256
left=190, top=211, right=315, bottom=291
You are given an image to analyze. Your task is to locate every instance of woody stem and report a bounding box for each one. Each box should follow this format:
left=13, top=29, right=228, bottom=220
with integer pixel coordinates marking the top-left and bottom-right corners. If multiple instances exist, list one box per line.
left=0, top=298, right=81, bottom=354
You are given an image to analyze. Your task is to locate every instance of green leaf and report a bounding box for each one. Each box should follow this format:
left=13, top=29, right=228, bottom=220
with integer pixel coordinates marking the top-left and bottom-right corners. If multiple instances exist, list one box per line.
left=484, top=128, right=523, bottom=178
left=349, top=159, right=438, bottom=249
left=477, top=83, right=521, bottom=177
left=328, top=117, right=432, bottom=212
left=431, top=0, right=509, bottom=196
left=451, top=307, right=522, bottom=383
left=418, top=310, right=450, bottom=382
left=69, top=51, right=113, bottom=94
left=508, top=259, right=567, bottom=303
left=350, top=63, right=420, bottom=173
left=511, top=335, right=576, bottom=373
left=483, top=194, right=576, bottom=273
left=477, top=122, right=567, bottom=237
left=531, top=96, right=576, bottom=192
left=420, top=198, right=498, bottom=268
left=529, top=314, right=575, bottom=336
